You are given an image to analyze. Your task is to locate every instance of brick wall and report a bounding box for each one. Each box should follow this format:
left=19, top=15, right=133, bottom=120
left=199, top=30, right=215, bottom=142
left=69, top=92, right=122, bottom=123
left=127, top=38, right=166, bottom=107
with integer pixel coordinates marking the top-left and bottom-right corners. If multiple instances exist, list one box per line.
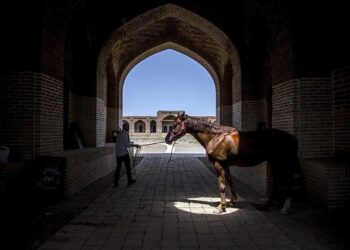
left=301, top=159, right=328, bottom=205
left=52, top=145, right=115, bottom=197
left=234, top=100, right=264, bottom=131
left=272, top=70, right=350, bottom=208
left=333, top=66, right=350, bottom=158
left=273, top=78, right=333, bottom=158
left=327, top=160, right=350, bottom=208
left=77, top=97, right=97, bottom=147
left=34, top=74, right=63, bottom=156
left=0, top=72, right=35, bottom=160
left=107, top=108, right=118, bottom=142
left=231, top=162, right=272, bottom=196
left=220, top=105, right=232, bottom=126
left=270, top=28, right=297, bottom=84
left=299, top=78, right=333, bottom=158
left=272, top=79, right=300, bottom=136
left=41, top=11, right=66, bottom=81
left=0, top=71, right=63, bottom=160
left=96, top=98, right=106, bottom=147
left=231, top=100, right=271, bottom=195
left=241, top=100, right=259, bottom=131
left=66, top=94, right=107, bottom=148
left=302, top=158, right=350, bottom=208
left=232, top=102, right=241, bottom=130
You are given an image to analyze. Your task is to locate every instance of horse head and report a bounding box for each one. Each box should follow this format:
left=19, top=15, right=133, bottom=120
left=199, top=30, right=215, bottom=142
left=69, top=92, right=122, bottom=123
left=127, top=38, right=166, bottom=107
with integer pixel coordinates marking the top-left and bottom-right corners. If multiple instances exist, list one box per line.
left=165, top=111, right=188, bottom=144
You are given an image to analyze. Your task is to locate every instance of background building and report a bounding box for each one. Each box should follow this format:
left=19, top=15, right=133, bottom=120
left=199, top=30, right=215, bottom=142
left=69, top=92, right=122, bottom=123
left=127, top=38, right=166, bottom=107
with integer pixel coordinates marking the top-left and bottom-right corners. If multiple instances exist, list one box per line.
left=122, top=111, right=216, bottom=135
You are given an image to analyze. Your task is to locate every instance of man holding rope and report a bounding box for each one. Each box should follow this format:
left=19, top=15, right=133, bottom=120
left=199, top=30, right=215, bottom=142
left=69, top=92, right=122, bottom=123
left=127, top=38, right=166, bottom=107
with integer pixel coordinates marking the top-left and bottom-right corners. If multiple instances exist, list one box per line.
left=114, top=123, right=140, bottom=188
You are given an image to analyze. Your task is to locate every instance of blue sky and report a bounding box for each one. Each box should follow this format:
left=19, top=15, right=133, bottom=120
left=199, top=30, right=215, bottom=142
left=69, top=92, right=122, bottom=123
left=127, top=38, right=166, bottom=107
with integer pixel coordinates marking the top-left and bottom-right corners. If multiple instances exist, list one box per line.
left=123, top=49, right=215, bottom=116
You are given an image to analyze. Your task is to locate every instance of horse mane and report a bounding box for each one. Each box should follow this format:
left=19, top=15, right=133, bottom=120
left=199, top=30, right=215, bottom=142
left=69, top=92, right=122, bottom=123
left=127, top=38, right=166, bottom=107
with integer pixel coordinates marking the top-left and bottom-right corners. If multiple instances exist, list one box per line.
left=186, top=115, right=237, bottom=134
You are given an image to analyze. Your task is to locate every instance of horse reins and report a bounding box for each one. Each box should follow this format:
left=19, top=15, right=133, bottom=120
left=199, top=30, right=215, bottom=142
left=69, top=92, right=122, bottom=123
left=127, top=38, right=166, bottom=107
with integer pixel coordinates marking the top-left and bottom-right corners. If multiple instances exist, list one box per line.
left=132, top=122, right=186, bottom=169
left=171, top=121, right=187, bottom=138
left=167, top=141, right=176, bottom=163
left=132, top=141, right=164, bottom=168
left=132, top=140, right=176, bottom=171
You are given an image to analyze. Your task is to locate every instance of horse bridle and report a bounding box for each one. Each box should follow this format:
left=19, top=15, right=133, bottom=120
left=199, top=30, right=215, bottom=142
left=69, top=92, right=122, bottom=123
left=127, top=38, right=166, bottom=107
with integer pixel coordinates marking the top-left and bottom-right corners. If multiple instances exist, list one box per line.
left=170, top=120, right=187, bottom=139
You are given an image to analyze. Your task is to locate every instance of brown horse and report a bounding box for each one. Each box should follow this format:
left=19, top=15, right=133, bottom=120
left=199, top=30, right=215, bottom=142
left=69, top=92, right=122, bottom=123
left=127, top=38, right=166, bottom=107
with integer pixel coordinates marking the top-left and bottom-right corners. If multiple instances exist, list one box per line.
left=165, top=112, right=302, bottom=214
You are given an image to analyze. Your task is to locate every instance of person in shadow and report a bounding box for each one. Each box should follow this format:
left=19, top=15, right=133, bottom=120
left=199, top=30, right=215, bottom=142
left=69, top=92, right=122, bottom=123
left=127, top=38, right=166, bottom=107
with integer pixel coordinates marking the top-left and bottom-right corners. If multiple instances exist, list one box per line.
left=114, top=123, right=140, bottom=187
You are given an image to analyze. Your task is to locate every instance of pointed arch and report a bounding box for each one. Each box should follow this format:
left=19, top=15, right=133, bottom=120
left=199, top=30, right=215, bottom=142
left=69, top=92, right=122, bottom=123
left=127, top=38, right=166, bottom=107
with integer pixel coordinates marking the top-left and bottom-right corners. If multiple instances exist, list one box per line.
left=97, top=4, right=241, bottom=146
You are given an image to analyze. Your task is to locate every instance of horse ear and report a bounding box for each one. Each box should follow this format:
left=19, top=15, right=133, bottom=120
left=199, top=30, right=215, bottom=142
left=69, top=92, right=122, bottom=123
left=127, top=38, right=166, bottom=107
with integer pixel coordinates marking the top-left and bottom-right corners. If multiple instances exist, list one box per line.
left=179, top=111, right=185, bottom=117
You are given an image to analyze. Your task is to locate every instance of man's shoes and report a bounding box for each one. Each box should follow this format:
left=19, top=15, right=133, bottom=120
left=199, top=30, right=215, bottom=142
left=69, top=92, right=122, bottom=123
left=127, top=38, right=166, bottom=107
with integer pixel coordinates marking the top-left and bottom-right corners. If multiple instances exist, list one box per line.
left=113, top=183, right=119, bottom=188
left=127, top=180, right=136, bottom=185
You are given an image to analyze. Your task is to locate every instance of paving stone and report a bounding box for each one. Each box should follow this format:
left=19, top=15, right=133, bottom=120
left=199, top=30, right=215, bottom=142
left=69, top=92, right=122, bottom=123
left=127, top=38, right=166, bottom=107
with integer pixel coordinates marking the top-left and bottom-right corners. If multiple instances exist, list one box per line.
left=39, top=155, right=299, bottom=250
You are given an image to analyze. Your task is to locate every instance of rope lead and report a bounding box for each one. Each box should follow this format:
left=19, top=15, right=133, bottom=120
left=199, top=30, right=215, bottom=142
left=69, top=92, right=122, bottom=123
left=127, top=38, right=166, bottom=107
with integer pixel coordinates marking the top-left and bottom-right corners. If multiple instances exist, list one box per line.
left=168, top=141, right=176, bottom=163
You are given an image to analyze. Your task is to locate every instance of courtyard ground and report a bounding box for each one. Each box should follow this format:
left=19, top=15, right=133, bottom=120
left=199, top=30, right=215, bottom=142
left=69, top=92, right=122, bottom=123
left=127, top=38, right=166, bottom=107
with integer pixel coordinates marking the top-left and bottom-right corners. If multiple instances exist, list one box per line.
left=1, top=137, right=348, bottom=249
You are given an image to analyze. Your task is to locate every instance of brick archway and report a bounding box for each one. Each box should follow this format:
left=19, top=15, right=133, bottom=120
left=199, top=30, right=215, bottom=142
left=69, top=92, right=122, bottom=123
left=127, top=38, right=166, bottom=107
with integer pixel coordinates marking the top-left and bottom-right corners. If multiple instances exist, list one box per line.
left=97, top=4, right=241, bottom=145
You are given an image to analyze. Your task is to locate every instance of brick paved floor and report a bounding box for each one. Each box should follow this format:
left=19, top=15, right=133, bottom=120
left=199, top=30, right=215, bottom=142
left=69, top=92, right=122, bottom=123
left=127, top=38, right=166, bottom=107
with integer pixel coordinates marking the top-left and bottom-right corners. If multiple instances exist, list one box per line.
left=40, top=155, right=299, bottom=250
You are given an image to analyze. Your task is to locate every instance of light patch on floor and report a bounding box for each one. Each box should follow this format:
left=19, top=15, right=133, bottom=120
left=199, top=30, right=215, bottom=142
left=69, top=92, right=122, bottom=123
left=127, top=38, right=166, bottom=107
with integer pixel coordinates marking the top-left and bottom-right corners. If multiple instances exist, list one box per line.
left=173, top=197, right=239, bottom=215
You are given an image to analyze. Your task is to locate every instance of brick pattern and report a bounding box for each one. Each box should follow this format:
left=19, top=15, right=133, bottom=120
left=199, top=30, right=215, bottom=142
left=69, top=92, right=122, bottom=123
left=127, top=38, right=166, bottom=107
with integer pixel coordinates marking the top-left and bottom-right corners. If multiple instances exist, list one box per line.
left=273, top=78, right=333, bottom=158
left=107, top=108, right=118, bottom=142
left=68, top=92, right=78, bottom=125
left=0, top=72, right=63, bottom=160
left=231, top=162, right=271, bottom=196
left=328, top=161, right=350, bottom=208
left=270, top=28, right=296, bottom=84
left=53, top=146, right=115, bottom=197
left=241, top=100, right=259, bottom=131
left=301, top=159, right=328, bottom=205
left=34, top=73, right=63, bottom=156
left=96, top=98, right=106, bottom=147
left=233, top=100, right=263, bottom=132
left=220, top=105, right=232, bottom=126
left=41, top=13, right=66, bottom=81
left=333, top=66, right=350, bottom=158
left=299, top=78, right=333, bottom=158
left=0, top=72, right=35, bottom=160
left=273, top=74, right=350, bottom=208
left=232, top=102, right=241, bottom=130
left=67, top=95, right=107, bottom=148
left=258, top=98, right=269, bottom=126
left=78, top=97, right=97, bottom=147
left=272, top=80, right=300, bottom=136
left=231, top=101, right=272, bottom=196
left=302, top=158, right=350, bottom=208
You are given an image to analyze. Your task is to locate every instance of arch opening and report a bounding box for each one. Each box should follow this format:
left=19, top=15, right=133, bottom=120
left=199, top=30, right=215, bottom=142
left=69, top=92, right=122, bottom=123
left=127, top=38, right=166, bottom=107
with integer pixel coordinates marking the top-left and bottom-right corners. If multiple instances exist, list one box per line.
left=97, top=4, right=241, bottom=147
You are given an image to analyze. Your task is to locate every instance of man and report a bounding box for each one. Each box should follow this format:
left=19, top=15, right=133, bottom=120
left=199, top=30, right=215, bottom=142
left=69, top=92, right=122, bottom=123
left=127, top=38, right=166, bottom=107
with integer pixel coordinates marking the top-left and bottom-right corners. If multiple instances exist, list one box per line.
left=114, top=123, right=140, bottom=187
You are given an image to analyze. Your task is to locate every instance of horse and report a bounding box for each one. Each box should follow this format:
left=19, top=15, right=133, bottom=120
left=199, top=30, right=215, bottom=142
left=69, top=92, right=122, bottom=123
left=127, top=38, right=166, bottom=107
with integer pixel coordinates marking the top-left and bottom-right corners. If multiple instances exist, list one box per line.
left=165, top=112, right=302, bottom=214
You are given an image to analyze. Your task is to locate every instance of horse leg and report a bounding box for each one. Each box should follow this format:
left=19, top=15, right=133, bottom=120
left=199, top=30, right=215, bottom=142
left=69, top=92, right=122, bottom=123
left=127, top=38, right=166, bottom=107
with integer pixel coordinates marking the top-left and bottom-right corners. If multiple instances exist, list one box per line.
left=280, top=197, right=292, bottom=215
left=280, top=156, right=301, bottom=215
left=279, top=180, right=292, bottom=215
left=279, top=159, right=296, bottom=215
left=214, top=161, right=227, bottom=213
left=223, top=166, right=237, bottom=206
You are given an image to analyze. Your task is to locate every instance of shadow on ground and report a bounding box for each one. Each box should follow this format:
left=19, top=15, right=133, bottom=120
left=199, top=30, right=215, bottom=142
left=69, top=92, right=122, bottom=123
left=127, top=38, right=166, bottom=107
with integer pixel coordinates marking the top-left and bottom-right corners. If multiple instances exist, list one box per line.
left=198, top=156, right=350, bottom=249
left=0, top=158, right=143, bottom=250
left=2, top=156, right=349, bottom=249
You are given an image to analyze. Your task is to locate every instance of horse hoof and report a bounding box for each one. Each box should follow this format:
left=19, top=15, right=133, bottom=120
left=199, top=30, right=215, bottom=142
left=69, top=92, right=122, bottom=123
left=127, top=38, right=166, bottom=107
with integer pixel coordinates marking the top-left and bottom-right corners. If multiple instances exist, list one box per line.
left=213, top=205, right=226, bottom=214
left=213, top=208, right=225, bottom=214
